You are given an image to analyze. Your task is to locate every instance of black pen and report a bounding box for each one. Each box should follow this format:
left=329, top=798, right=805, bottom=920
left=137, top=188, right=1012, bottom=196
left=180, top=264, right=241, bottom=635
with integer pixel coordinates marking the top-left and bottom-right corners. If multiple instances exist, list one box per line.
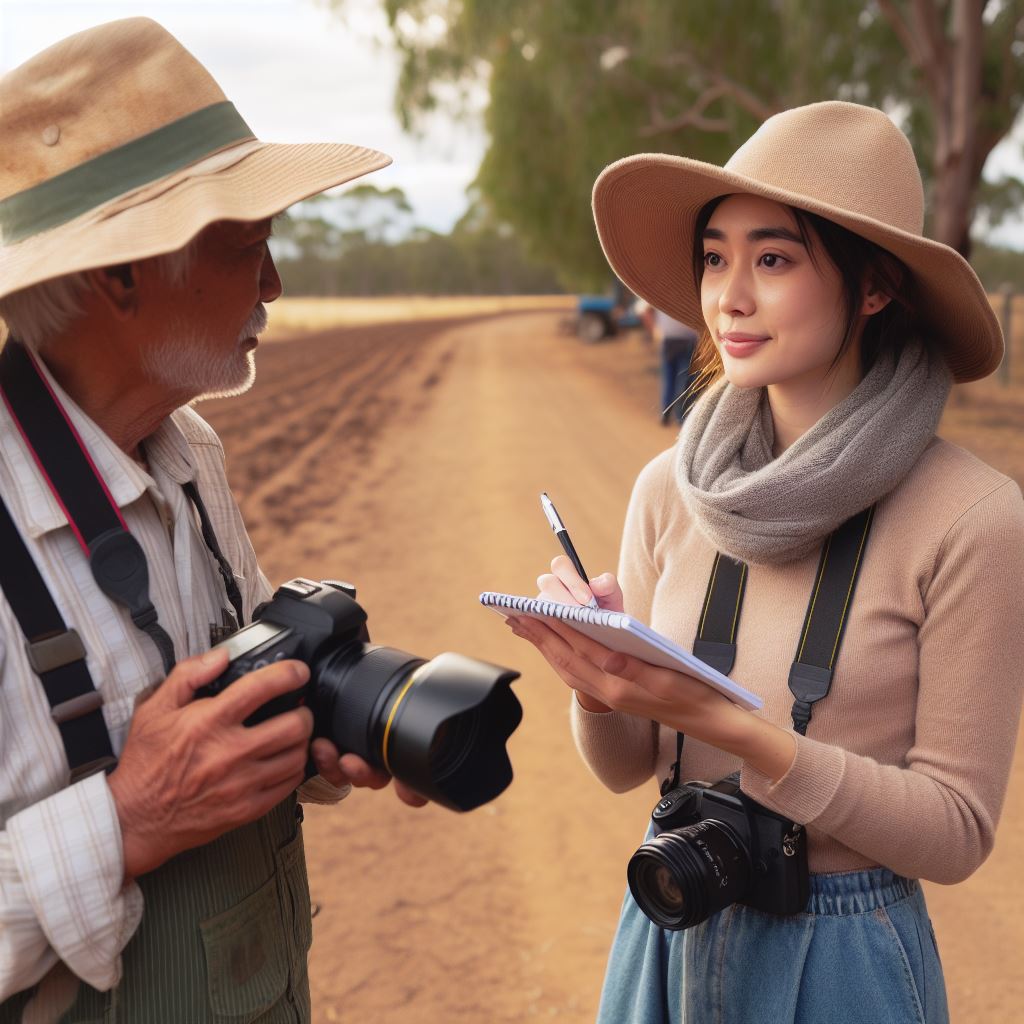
left=540, top=492, right=600, bottom=609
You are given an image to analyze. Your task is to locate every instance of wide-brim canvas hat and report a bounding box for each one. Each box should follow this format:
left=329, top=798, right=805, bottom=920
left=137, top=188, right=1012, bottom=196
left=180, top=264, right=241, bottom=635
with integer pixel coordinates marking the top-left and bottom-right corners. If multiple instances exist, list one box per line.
left=592, top=100, right=1002, bottom=383
left=0, top=17, right=392, bottom=300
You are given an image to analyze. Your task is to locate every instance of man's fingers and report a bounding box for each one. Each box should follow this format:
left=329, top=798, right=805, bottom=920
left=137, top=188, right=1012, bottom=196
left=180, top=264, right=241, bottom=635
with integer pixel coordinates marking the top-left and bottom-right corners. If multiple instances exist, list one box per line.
left=310, top=738, right=350, bottom=788
left=394, top=780, right=428, bottom=807
left=163, top=648, right=231, bottom=709
left=213, top=659, right=310, bottom=723
left=242, top=705, right=314, bottom=758
left=248, top=744, right=310, bottom=793
left=337, top=752, right=392, bottom=789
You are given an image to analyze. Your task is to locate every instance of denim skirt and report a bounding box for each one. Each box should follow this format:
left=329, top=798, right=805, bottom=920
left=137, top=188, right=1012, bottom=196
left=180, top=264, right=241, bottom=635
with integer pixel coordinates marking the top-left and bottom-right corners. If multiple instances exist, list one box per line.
left=595, top=861, right=948, bottom=1024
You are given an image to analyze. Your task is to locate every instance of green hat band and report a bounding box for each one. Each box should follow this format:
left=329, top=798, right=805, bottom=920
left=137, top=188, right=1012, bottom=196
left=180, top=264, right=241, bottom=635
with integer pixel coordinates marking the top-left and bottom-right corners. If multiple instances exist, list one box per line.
left=0, top=101, right=254, bottom=245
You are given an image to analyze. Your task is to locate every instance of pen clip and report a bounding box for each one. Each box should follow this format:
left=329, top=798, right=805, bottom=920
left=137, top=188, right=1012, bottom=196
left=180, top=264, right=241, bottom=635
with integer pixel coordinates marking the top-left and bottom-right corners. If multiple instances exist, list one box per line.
left=540, top=491, right=564, bottom=533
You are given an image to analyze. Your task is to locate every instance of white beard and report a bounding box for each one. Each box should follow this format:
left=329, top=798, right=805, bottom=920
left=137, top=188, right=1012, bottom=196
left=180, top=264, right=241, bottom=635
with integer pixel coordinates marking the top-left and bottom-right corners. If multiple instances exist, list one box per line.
left=142, top=304, right=268, bottom=400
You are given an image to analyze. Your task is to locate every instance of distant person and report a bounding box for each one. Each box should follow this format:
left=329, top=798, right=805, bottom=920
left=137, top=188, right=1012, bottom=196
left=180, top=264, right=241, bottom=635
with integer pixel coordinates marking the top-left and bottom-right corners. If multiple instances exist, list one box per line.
left=507, top=101, right=1024, bottom=1023
left=0, top=18, right=425, bottom=1021
left=653, top=308, right=699, bottom=425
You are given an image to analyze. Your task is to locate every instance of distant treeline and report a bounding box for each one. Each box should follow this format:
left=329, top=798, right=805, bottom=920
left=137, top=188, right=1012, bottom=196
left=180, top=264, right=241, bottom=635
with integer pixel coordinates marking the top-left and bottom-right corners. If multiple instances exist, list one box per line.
left=972, top=242, right=1024, bottom=294
left=271, top=186, right=563, bottom=296
left=274, top=222, right=563, bottom=296
left=272, top=185, right=1023, bottom=298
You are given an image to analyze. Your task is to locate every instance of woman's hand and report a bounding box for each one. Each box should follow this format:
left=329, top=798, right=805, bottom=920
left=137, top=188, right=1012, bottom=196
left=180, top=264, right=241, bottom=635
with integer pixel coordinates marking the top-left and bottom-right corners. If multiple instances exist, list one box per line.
left=537, top=555, right=624, bottom=612
left=536, top=555, right=623, bottom=712
left=506, top=613, right=797, bottom=781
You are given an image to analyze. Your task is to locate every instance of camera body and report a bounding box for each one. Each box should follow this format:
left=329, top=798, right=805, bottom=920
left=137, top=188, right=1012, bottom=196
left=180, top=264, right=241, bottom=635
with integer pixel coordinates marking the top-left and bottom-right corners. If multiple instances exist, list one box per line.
left=627, top=773, right=808, bottom=930
left=199, top=577, right=366, bottom=724
left=197, top=578, right=522, bottom=812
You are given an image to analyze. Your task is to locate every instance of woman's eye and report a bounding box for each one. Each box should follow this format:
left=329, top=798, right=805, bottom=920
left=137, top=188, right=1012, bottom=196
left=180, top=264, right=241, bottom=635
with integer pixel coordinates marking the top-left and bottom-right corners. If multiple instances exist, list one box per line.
left=759, top=253, right=787, bottom=268
left=703, top=252, right=723, bottom=268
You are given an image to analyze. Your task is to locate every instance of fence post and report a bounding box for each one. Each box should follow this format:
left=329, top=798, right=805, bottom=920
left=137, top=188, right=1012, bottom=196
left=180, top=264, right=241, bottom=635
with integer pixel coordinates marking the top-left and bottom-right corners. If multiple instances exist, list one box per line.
left=998, top=283, right=1014, bottom=386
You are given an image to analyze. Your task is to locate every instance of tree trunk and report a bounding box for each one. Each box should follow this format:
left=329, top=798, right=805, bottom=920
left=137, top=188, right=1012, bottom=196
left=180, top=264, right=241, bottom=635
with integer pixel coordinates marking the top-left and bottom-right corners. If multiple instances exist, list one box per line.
left=927, top=0, right=984, bottom=257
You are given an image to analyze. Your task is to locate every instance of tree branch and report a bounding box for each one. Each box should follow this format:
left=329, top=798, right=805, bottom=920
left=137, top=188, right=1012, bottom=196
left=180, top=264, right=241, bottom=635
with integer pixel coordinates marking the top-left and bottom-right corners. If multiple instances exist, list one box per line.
left=639, top=84, right=732, bottom=137
left=877, top=0, right=947, bottom=105
left=654, top=48, right=777, bottom=122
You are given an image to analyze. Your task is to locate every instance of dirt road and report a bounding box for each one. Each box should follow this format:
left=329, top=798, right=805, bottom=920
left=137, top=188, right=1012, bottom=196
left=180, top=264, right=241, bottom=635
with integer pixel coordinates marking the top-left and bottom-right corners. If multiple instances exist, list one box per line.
left=199, top=310, right=1024, bottom=1024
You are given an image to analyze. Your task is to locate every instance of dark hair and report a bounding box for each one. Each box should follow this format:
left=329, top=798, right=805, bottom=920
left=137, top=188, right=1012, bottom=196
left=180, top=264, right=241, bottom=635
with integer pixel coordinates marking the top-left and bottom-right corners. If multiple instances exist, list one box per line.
left=688, top=195, right=920, bottom=392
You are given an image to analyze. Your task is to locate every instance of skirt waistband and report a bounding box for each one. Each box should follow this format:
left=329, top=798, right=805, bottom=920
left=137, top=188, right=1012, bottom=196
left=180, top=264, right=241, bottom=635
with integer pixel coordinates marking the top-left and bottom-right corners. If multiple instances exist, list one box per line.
left=805, top=867, right=918, bottom=916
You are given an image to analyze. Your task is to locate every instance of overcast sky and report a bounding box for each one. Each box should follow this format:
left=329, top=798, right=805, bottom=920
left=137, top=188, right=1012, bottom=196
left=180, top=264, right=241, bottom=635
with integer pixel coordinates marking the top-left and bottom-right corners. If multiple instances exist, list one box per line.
left=0, top=0, right=486, bottom=233
left=2, top=0, right=1023, bottom=249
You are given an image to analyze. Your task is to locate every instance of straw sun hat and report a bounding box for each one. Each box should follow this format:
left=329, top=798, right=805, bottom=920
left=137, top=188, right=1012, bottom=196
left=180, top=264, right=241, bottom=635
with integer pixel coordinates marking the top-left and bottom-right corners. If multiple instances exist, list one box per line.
left=0, top=17, right=391, bottom=301
left=592, top=101, right=1002, bottom=383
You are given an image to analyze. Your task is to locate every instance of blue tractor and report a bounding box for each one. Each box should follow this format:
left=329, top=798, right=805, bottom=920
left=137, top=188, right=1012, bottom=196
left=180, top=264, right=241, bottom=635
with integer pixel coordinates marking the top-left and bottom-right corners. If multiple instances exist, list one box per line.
left=572, top=279, right=642, bottom=342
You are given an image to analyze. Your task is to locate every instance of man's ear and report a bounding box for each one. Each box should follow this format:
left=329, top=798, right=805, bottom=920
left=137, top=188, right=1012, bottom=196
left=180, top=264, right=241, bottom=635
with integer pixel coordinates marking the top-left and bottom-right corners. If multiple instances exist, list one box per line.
left=85, top=263, right=138, bottom=319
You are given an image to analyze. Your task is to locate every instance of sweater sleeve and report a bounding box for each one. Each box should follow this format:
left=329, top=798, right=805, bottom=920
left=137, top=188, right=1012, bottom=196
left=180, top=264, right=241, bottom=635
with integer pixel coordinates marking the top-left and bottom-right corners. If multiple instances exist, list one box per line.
left=570, top=455, right=667, bottom=792
left=742, top=479, right=1024, bottom=883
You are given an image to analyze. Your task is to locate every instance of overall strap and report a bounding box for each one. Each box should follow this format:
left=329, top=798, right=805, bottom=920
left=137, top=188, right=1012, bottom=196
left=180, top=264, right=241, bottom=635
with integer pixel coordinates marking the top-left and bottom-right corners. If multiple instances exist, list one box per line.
left=0, top=494, right=116, bottom=780
left=788, top=505, right=875, bottom=734
left=0, top=341, right=177, bottom=674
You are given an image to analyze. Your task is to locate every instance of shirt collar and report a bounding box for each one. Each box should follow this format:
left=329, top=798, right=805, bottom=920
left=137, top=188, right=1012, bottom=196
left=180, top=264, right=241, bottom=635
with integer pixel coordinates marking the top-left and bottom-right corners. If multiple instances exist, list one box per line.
left=0, top=353, right=198, bottom=539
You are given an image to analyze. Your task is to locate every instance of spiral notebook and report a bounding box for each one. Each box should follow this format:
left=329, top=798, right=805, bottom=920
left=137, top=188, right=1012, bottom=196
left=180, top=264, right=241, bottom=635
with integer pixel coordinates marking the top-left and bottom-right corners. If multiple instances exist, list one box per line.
left=479, top=592, right=762, bottom=711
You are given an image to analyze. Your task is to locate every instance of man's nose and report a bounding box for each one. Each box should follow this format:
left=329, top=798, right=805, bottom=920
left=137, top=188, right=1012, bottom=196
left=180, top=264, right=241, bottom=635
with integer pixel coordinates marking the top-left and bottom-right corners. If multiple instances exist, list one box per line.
left=260, top=247, right=283, bottom=303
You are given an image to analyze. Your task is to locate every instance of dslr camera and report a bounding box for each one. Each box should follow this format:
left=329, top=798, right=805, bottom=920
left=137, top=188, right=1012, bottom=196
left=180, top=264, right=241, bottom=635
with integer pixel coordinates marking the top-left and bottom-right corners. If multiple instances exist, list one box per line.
left=626, top=773, right=808, bottom=930
left=198, top=578, right=522, bottom=812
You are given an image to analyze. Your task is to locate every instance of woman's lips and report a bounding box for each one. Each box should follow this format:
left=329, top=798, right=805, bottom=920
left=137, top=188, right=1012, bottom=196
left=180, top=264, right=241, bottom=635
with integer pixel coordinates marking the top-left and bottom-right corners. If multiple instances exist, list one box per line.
left=720, top=333, right=769, bottom=358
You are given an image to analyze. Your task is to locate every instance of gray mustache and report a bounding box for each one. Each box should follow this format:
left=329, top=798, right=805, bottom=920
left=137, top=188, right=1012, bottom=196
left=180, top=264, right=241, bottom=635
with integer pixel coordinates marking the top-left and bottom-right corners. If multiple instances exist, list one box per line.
left=240, top=304, right=268, bottom=340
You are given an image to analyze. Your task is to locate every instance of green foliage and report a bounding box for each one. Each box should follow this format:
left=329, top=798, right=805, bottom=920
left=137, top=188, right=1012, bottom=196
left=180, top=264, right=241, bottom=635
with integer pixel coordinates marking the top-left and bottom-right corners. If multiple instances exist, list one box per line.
left=971, top=239, right=1024, bottom=292
left=271, top=189, right=562, bottom=295
left=344, top=0, right=1024, bottom=285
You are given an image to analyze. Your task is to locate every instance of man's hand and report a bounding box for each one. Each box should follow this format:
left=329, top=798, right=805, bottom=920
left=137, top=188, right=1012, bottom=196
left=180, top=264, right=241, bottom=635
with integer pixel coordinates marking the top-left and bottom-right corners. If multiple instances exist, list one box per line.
left=108, top=647, right=314, bottom=882
left=310, top=739, right=428, bottom=808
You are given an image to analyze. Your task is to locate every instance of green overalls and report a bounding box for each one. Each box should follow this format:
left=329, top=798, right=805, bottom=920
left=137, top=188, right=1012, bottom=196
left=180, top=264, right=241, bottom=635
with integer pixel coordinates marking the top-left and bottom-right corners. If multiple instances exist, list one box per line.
left=1, top=796, right=313, bottom=1023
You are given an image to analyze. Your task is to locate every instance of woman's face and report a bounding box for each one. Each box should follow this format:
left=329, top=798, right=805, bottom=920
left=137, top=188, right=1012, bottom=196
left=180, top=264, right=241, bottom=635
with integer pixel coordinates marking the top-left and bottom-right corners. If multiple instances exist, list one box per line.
left=700, top=194, right=857, bottom=392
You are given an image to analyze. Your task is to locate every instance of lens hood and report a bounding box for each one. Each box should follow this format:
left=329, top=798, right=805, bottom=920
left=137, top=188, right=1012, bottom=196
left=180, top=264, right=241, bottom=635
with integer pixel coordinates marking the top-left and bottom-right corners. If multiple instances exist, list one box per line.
left=382, top=652, right=522, bottom=812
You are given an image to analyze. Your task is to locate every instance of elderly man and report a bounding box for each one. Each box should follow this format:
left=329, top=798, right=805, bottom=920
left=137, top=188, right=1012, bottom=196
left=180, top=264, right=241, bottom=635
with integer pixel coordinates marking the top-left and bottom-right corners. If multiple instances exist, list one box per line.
left=0, top=18, right=423, bottom=1022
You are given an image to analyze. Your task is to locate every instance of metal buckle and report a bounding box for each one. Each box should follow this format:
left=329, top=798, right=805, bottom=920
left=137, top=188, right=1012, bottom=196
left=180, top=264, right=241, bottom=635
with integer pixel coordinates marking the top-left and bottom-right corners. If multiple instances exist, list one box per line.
left=50, top=690, right=104, bottom=725
left=25, top=628, right=86, bottom=674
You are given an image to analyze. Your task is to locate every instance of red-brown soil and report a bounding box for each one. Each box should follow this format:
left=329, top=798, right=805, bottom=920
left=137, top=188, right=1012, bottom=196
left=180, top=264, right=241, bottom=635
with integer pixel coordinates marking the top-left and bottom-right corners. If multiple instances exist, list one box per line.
left=199, top=310, right=1024, bottom=1024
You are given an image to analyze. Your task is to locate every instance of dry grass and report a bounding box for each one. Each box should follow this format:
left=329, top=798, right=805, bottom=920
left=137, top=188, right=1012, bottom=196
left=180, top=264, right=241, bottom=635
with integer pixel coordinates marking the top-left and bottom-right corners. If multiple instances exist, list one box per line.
left=262, top=295, right=574, bottom=341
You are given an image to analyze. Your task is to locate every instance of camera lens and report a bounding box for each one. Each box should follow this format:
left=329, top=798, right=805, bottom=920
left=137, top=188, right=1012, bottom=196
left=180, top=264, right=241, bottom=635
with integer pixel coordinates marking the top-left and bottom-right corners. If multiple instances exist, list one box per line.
left=627, top=819, right=750, bottom=930
left=313, top=646, right=521, bottom=812
left=427, top=709, right=482, bottom=781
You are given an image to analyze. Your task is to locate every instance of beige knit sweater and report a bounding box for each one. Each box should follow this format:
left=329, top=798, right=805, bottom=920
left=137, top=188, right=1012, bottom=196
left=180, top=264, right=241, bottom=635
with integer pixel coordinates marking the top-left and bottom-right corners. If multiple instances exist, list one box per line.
left=571, top=437, right=1024, bottom=881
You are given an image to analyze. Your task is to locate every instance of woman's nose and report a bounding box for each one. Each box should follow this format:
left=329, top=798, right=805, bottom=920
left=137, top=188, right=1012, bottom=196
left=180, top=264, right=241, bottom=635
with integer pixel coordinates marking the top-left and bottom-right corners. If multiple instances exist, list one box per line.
left=718, top=267, right=755, bottom=317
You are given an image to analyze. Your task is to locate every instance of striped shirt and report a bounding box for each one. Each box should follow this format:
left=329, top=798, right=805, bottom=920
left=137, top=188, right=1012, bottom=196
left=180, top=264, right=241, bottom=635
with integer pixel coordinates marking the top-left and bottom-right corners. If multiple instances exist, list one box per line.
left=0, top=354, right=343, bottom=1008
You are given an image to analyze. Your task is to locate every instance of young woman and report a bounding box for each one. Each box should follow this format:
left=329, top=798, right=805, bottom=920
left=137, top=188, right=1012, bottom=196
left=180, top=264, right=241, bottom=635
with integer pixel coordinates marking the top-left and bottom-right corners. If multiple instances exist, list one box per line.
left=505, top=102, right=1024, bottom=1024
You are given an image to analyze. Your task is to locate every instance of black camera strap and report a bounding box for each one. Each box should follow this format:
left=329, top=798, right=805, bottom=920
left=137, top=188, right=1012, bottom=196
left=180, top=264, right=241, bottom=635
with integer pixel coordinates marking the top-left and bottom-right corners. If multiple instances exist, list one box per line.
left=662, top=508, right=875, bottom=794
left=0, top=492, right=117, bottom=781
left=0, top=341, right=178, bottom=676
left=182, top=479, right=244, bottom=631
left=788, top=505, right=874, bottom=735
left=662, top=554, right=747, bottom=794
left=0, top=340, right=243, bottom=779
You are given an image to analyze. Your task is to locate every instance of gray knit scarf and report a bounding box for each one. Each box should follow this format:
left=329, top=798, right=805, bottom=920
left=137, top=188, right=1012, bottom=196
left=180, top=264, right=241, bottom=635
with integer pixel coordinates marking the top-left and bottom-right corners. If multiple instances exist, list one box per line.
left=675, top=342, right=952, bottom=564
